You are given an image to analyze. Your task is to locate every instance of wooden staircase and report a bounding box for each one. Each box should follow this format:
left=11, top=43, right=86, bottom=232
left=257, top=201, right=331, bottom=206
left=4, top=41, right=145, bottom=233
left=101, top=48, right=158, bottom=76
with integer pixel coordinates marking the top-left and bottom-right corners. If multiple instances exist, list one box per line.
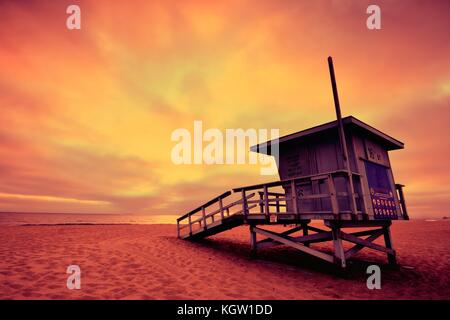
left=177, top=170, right=365, bottom=240
left=176, top=170, right=406, bottom=268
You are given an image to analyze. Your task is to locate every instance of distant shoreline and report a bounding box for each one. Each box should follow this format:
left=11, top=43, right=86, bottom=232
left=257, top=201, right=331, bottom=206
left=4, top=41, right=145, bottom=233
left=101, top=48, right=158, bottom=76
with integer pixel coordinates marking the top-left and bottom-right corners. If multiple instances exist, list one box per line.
left=0, top=212, right=447, bottom=227
left=0, top=212, right=179, bottom=226
left=7, top=219, right=449, bottom=227
left=18, top=222, right=175, bottom=226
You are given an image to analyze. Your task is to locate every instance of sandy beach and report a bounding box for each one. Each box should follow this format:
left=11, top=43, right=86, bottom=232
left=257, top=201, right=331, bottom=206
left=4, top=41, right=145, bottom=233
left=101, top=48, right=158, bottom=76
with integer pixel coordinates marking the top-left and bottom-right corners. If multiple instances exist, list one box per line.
left=0, top=220, right=449, bottom=300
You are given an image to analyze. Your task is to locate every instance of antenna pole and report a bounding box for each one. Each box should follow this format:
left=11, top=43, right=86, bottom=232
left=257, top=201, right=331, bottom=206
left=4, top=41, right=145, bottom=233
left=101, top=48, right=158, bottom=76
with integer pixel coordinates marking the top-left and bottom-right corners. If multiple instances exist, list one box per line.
left=327, top=56, right=358, bottom=216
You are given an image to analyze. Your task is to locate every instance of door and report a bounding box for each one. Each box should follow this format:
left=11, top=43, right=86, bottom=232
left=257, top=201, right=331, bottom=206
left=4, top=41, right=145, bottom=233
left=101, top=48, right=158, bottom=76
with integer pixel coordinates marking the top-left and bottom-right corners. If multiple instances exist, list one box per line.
left=364, top=161, right=398, bottom=220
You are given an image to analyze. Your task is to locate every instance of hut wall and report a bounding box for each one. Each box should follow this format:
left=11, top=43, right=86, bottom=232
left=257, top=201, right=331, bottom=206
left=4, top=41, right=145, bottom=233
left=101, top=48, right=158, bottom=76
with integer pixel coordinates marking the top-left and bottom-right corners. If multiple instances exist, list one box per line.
left=278, top=130, right=364, bottom=215
left=352, top=134, right=402, bottom=219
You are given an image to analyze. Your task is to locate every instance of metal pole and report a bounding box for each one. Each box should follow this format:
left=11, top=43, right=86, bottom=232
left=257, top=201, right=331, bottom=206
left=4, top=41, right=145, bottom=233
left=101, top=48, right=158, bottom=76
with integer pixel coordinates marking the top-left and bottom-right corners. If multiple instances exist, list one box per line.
left=327, top=56, right=358, bottom=216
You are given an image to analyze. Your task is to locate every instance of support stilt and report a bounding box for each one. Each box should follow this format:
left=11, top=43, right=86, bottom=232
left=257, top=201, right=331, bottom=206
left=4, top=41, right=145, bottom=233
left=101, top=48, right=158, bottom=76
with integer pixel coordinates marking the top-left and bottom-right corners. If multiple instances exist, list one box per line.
left=302, top=223, right=310, bottom=247
left=243, top=221, right=396, bottom=269
left=332, top=227, right=346, bottom=268
left=250, top=225, right=257, bottom=258
left=383, top=224, right=397, bottom=266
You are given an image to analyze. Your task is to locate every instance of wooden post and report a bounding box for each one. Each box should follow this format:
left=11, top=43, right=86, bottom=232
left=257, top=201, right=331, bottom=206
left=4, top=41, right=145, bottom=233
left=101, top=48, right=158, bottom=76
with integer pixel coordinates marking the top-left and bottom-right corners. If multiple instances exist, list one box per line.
left=276, top=195, right=280, bottom=213
left=188, top=214, right=192, bottom=236
left=331, top=225, right=346, bottom=268
left=263, top=185, right=270, bottom=217
left=302, top=222, right=309, bottom=247
left=250, top=225, right=257, bottom=257
left=291, top=180, right=299, bottom=215
left=383, top=224, right=397, bottom=266
left=328, top=56, right=358, bottom=216
left=327, top=174, right=339, bottom=215
left=258, top=192, right=264, bottom=214
left=242, top=190, right=248, bottom=220
left=177, top=220, right=180, bottom=239
left=396, top=184, right=409, bottom=220
left=219, top=198, right=224, bottom=220
left=202, top=207, right=207, bottom=230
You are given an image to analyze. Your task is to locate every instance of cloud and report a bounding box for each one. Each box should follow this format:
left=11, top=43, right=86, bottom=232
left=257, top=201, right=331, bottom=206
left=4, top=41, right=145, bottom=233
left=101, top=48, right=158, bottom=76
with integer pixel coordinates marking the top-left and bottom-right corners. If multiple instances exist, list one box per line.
left=377, top=95, right=450, bottom=218
left=0, top=0, right=449, bottom=218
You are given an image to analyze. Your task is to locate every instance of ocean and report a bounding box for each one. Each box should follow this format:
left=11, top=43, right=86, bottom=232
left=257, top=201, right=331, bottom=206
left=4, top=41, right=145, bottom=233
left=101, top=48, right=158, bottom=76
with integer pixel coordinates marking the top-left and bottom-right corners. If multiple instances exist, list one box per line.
left=0, top=212, right=179, bottom=226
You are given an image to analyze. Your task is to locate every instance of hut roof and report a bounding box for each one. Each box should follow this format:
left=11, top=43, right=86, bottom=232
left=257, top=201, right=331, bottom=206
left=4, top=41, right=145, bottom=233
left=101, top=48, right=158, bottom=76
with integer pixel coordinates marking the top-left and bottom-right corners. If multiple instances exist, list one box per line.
left=251, top=116, right=404, bottom=154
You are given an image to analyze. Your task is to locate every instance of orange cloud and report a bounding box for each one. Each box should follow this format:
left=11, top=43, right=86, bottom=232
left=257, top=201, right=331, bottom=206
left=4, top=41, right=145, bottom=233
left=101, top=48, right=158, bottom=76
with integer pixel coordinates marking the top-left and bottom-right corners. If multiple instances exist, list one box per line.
left=0, top=0, right=449, bottom=218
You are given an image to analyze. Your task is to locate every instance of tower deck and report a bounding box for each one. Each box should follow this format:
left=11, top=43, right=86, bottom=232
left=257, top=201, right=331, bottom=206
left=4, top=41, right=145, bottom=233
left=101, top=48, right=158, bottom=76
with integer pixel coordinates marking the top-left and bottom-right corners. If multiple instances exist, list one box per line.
left=177, top=170, right=407, bottom=268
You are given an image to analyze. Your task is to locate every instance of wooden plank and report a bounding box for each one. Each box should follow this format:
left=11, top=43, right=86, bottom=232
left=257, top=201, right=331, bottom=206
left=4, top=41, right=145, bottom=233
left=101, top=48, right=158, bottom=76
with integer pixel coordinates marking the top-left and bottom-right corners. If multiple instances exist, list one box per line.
left=325, top=220, right=391, bottom=228
left=349, top=229, right=383, bottom=237
left=292, top=232, right=332, bottom=243
left=178, top=190, right=232, bottom=221
left=178, top=224, right=189, bottom=230
left=267, top=203, right=286, bottom=208
left=183, top=215, right=245, bottom=239
left=253, top=227, right=334, bottom=263
left=299, top=193, right=330, bottom=200
left=223, top=193, right=255, bottom=211
left=307, top=225, right=329, bottom=233
left=296, top=211, right=334, bottom=214
left=310, top=174, right=329, bottom=181
left=266, top=191, right=285, bottom=196
left=247, top=197, right=289, bottom=203
left=344, top=229, right=384, bottom=259
left=259, top=231, right=333, bottom=249
left=190, top=215, right=204, bottom=225
left=249, top=213, right=337, bottom=220
left=257, top=225, right=304, bottom=245
left=231, top=204, right=257, bottom=216
left=341, top=230, right=394, bottom=255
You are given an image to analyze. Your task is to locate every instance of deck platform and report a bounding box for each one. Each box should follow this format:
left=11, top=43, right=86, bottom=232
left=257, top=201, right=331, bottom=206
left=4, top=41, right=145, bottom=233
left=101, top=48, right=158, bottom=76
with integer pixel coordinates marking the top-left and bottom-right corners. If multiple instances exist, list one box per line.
left=177, top=171, right=406, bottom=268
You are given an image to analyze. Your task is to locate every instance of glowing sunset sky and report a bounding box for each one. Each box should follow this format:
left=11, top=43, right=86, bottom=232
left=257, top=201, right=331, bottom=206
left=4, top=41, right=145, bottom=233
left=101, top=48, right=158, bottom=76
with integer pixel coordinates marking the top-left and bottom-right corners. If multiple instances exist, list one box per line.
left=0, top=0, right=449, bottom=218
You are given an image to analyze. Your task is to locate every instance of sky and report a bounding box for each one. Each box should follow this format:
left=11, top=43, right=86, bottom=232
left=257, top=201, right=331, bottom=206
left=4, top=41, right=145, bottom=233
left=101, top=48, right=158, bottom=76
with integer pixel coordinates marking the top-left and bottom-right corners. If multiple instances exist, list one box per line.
left=0, top=0, right=449, bottom=218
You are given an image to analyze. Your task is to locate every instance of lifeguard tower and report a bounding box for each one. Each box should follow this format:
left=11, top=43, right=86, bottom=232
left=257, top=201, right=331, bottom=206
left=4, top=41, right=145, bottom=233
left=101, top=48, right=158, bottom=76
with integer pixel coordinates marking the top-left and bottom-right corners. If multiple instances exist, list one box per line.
left=177, top=57, right=408, bottom=268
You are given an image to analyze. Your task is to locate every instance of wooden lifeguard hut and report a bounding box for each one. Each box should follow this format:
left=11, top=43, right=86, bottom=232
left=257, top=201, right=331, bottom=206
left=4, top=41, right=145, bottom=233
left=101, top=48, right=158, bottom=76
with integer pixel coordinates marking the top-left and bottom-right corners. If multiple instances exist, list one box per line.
left=177, top=57, right=408, bottom=268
